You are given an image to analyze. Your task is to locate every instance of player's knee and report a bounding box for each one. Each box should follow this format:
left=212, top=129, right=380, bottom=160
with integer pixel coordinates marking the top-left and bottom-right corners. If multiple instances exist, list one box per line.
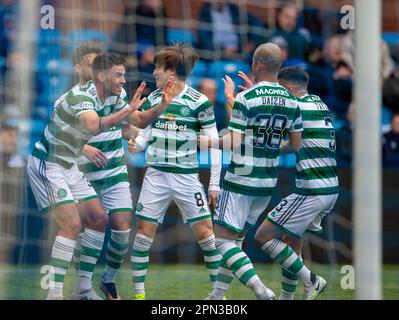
left=254, top=227, right=271, bottom=245
left=110, top=212, right=132, bottom=231
left=66, top=219, right=82, bottom=239
left=86, top=210, right=108, bottom=231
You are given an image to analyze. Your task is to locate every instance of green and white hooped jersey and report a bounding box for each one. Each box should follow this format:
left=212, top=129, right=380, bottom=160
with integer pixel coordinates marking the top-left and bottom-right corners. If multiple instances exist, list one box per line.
left=77, top=90, right=129, bottom=190
left=295, top=94, right=339, bottom=195
left=142, top=84, right=216, bottom=174
left=223, top=81, right=303, bottom=196
left=32, top=80, right=129, bottom=170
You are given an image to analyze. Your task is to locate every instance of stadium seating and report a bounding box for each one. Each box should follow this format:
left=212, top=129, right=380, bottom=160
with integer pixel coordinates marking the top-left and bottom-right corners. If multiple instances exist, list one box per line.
left=35, top=29, right=62, bottom=72
left=167, top=28, right=195, bottom=45
left=65, top=29, right=109, bottom=58
left=382, top=32, right=399, bottom=45
left=208, top=60, right=251, bottom=104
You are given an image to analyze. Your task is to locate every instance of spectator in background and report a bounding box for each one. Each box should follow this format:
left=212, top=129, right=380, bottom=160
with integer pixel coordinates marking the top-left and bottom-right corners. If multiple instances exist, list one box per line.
left=110, top=0, right=168, bottom=98
left=271, top=3, right=311, bottom=61
left=136, top=43, right=156, bottom=96
left=383, top=112, right=399, bottom=168
left=0, top=120, right=25, bottom=170
left=0, top=0, right=18, bottom=64
left=0, top=0, right=19, bottom=105
left=269, top=36, right=307, bottom=69
left=197, top=78, right=228, bottom=131
left=135, top=0, right=168, bottom=46
left=196, top=1, right=266, bottom=61
left=340, top=29, right=394, bottom=81
left=383, top=57, right=399, bottom=114
left=335, top=102, right=355, bottom=168
left=111, top=0, right=167, bottom=53
left=307, top=36, right=353, bottom=120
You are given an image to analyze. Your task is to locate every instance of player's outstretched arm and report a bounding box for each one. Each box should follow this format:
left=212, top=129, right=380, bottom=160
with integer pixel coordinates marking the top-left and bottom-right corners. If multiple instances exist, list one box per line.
left=128, top=78, right=176, bottom=128
left=202, top=126, right=221, bottom=210
left=198, top=130, right=243, bottom=151
left=80, top=82, right=147, bottom=135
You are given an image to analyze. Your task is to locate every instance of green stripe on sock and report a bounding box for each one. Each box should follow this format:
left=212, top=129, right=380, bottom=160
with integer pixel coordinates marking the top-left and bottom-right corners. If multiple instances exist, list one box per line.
left=210, top=275, right=218, bottom=282
left=288, top=257, right=304, bottom=274
left=133, top=276, right=145, bottom=283
left=132, top=250, right=149, bottom=257
left=282, top=268, right=298, bottom=280
left=81, top=246, right=101, bottom=258
left=107, top=249, right=125, bottom=261
left=132, top=262, right=149, bottom=270
left=51, top=257, right=70, bottom=270
left=205, top=261, right=220, bottom=269
left=203, top=249, right=220, bottom=257
left=230, top=256, right=251, bottom=273
left=223, top=247, right=242, bottom=262
left=79, top=261, right=95, bottom=272
left=274, top=245, right=293, bottom=264
left=239, top=269, right=257, bottom=285
left=106, top=260, right=121, bottom=269
left=217, top=273, right=234, bottom=284
left=282, top=282, right=297, bottom=293
left=53, top=274, right=65, bottom=283
left=109, top=238, right=129, bottom=251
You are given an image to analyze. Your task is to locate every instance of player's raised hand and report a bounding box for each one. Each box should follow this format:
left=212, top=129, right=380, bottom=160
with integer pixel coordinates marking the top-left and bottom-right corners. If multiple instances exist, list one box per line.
left=128, top=137, right=139, bottom=155
left=129, top=81, right=147, bottom=111
left=161, top=77, right=176, bottom=107
left=83, top=145, right=108, bottom=168
left=237, top=71, right=254, bottom=91
left=222, top=75, right=235, bottom=106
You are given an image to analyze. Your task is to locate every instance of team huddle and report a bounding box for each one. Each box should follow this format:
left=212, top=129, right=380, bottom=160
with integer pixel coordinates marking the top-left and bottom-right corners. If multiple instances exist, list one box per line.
left=27, top=41, right=338, bottom=300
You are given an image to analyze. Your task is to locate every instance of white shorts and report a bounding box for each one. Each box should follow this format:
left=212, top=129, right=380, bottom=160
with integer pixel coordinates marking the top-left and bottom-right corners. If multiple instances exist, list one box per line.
left=266, top=193, right=339, bottom=238
left=27, top=155, right=98, bottom=213
left=135, top=167, right=211, bottom=224
left=96, top=181, right=133, bottom=214
left=214, top=189, right=272, bottom=233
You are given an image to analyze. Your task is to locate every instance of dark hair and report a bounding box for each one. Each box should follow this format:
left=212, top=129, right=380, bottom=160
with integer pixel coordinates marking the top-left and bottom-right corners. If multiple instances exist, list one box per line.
left=154, top=43, right=199, bottom=81
left=278, top=66, right=309, bottom=89
left=392, top=112, right=399, bottom=120
left=72, top=43, right=102, bottom=65
left=91, top=53, right=126, bottom=78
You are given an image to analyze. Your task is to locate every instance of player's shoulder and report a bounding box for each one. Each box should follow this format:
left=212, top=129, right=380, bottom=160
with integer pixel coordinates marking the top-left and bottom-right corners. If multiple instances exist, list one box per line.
left=298, top=94, right=331, bottom=111
left=147, top=88, right=163, bottom=102
left=183, top=86, right=207, bottom=104
left=181, top=86, right=211, bottom=111
left=239, top=82, right=295, bottom=101
left=65, top=80, right=97, bottom=105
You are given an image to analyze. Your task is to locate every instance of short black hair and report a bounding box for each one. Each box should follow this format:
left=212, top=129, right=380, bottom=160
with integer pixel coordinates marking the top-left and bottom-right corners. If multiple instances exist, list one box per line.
left=278, top=66, right=309, bottom=89
left=72, top=43, right=102, bottom=65
left=91, top=53, right=126, bottom=78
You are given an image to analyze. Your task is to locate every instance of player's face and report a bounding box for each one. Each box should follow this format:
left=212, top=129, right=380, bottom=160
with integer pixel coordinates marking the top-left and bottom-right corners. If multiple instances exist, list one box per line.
left=104, top=64, right=126, bottom=96
left=77, top=53, right=97, bottom=83
left=153, top=64, right=174, bottom=89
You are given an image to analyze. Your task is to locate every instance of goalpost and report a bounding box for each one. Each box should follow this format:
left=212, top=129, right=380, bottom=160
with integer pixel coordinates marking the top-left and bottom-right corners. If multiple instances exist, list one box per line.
left=354, top=0, right=382, bottom=300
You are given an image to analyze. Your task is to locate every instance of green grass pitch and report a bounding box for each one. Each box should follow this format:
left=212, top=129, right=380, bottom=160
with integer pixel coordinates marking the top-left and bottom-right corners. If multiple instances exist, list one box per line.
left=0, top=263, right=397, bottom=300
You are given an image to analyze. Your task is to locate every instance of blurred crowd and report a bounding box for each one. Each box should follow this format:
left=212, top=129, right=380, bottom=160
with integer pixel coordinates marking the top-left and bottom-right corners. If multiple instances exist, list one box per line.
left=1, top=0, right=399, bottom=167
